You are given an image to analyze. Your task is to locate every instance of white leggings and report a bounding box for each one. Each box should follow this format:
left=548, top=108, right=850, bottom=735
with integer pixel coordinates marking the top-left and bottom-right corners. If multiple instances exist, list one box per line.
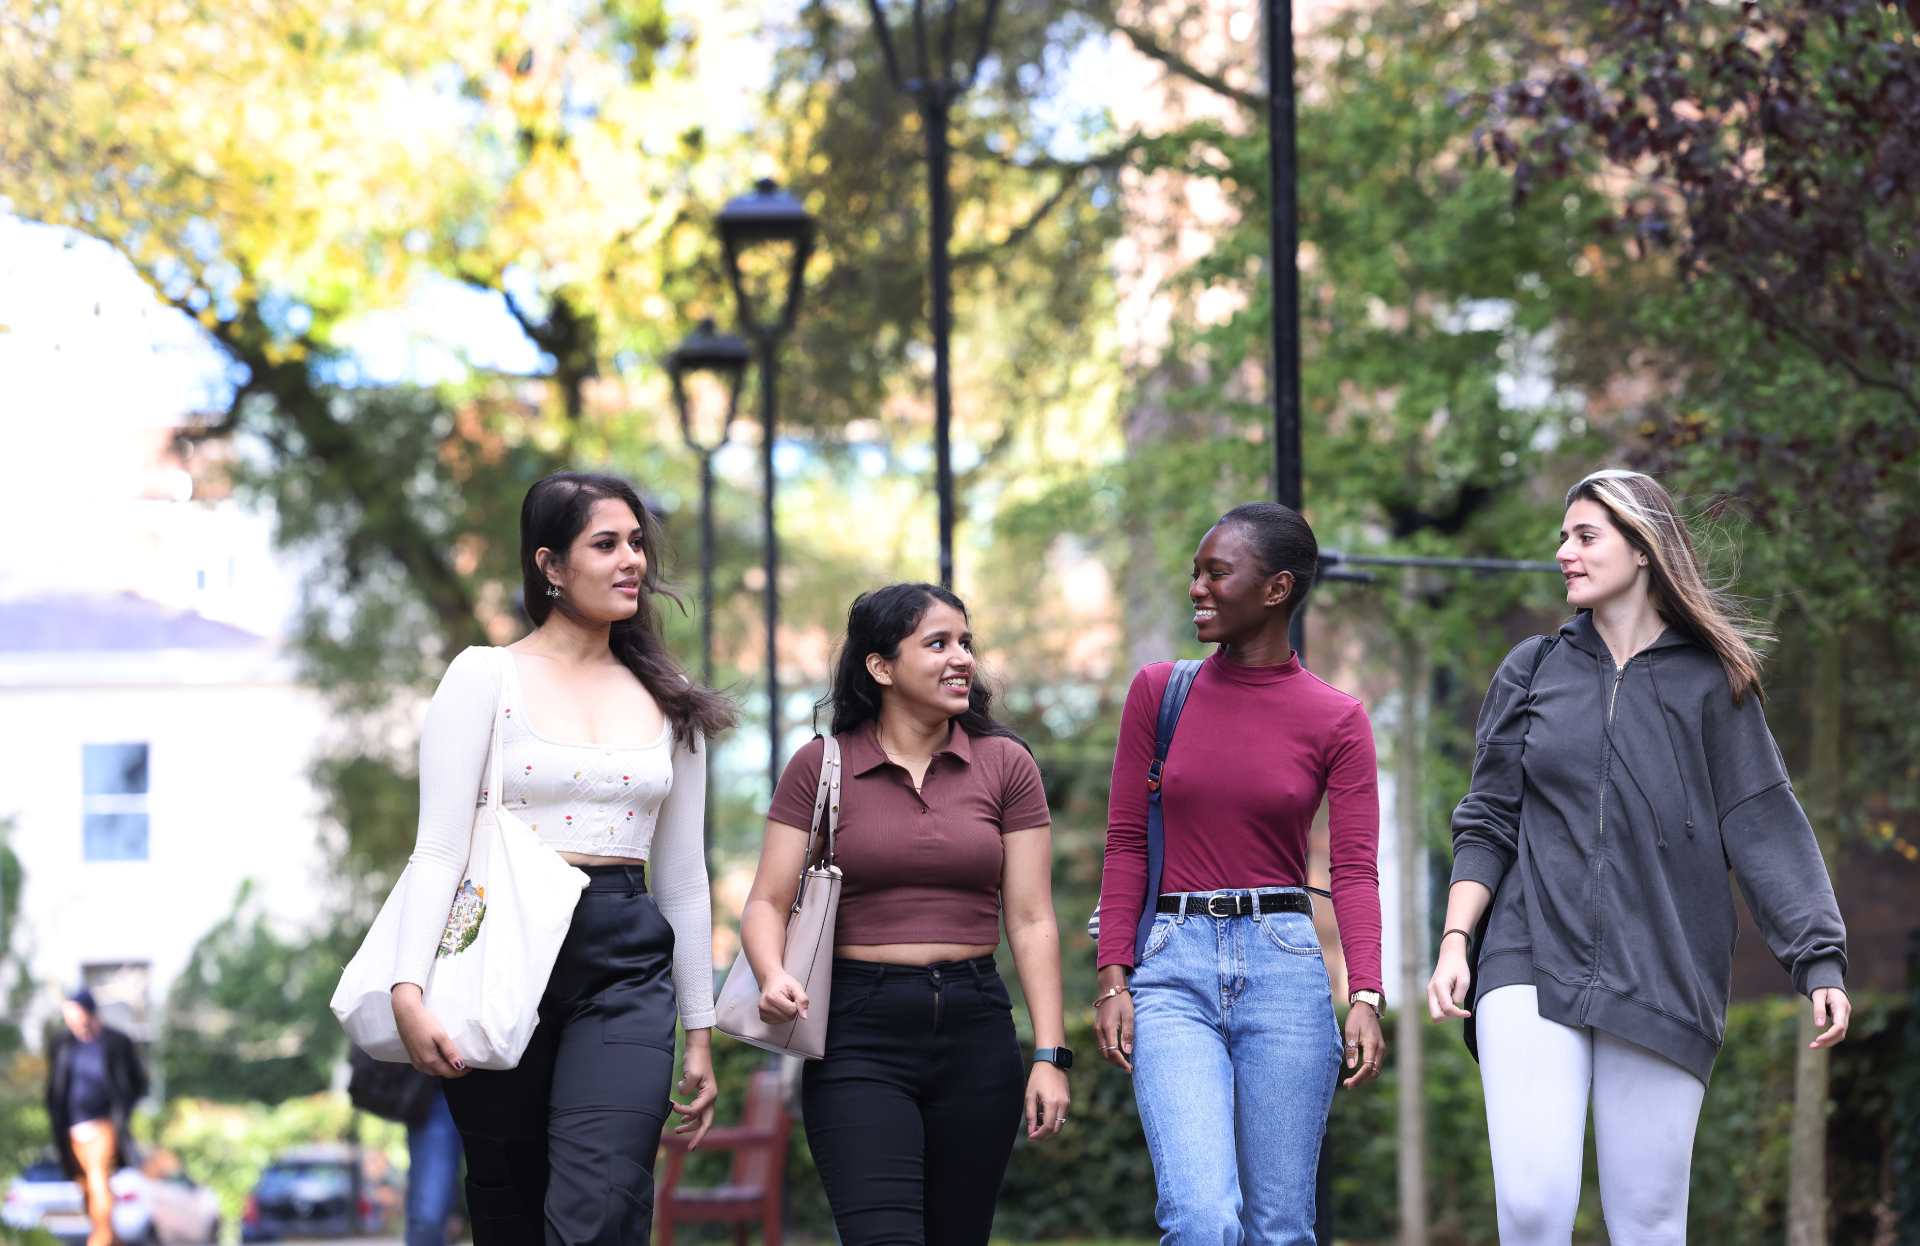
left=1477, top=985, right=1707, bottom=1245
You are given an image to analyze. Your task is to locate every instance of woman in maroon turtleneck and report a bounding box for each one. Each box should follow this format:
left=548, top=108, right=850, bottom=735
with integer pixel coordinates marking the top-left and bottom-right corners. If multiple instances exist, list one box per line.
left=1094, top=502, right=1384, bottom=1245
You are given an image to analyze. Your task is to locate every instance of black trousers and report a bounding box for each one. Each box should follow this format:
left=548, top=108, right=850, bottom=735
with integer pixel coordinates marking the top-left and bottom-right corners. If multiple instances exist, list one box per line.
left=443, top=864, right=677, bottom=1246
left=801, top=956, right=1026, bottom=1246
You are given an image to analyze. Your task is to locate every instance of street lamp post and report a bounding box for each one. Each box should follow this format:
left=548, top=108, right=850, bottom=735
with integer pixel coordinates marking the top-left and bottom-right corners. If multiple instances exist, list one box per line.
left=864, top=0, right=1001, bottom=589
left=666, top=318, right=749, bottom=884
left=718, top=178, right=816, bottom=796
left=666, top=318, right=751, bottom=689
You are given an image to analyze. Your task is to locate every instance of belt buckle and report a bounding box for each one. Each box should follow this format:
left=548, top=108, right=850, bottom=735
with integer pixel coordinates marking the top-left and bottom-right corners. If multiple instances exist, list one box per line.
left=1205, top=893, right=1236, bottom=919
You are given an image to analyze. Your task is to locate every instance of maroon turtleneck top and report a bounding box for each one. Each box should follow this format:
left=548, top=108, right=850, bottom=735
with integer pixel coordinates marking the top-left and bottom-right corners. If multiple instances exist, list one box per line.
left=1096, top=651, right=1384, bottom=995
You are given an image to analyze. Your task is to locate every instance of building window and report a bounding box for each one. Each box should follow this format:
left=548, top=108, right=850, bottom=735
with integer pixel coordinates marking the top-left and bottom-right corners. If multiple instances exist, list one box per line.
left=83, top=742, right=150, bottom=861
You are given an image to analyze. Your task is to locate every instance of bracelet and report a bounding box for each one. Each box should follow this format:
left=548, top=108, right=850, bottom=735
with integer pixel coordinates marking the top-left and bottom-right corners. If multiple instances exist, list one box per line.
left=1092, top=986, right=1131, bottom=1009
left=1441, top=927, right=1473, bottom=948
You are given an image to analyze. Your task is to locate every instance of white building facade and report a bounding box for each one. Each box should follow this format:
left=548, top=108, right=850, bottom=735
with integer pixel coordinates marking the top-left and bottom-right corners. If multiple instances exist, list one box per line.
left=0, top=598, right=335, bottom=1047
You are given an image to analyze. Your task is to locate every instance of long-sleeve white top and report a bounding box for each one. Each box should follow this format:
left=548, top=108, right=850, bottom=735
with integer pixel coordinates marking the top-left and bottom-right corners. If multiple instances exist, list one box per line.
left=392, top=646, right=715, bottom=1029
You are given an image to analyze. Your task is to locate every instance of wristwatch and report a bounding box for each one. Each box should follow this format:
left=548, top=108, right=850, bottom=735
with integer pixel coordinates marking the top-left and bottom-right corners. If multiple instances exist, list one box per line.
left=1349, top=990, right=1384, bottom=1012
left=1032, top=1045, right=1075, bottom=1070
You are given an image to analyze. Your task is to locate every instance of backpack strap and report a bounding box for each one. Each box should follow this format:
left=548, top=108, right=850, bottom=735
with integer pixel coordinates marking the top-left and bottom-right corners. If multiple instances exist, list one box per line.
left=1134, top=659, right=1205, bottom=962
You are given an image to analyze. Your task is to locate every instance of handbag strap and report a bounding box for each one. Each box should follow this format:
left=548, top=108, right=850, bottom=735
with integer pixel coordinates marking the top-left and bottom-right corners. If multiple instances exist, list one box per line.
left=792, top=735, right=842, bottom=912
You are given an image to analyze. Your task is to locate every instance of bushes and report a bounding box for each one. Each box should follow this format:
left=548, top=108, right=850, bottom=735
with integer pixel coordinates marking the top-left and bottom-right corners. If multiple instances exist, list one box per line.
left=689, top=994, right=1905, bottom=1243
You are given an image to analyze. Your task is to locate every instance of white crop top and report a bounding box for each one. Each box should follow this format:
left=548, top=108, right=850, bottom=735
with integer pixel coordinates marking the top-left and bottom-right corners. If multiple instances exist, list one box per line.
left=392, top=646, right=715, bottom=1029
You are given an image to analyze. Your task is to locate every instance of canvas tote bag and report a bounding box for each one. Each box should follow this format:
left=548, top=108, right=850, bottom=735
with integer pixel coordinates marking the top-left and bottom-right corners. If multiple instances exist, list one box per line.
left=714, top=735, right=843, bottom=1060
left=331, top=649, right=588, bottom=1070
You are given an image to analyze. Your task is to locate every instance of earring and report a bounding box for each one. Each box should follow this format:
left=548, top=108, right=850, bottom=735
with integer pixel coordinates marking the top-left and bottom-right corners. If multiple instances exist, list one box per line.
left=546, top=585, right=562, bottom=599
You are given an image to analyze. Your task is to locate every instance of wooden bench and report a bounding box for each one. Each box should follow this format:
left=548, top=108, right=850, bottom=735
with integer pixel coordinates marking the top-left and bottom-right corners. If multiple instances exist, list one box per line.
left=656, top=1068, right=791, bottom=1246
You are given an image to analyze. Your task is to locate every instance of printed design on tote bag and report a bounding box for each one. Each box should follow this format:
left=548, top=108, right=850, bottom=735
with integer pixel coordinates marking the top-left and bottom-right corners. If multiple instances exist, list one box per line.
left=437, top=880, right=487, bottom=958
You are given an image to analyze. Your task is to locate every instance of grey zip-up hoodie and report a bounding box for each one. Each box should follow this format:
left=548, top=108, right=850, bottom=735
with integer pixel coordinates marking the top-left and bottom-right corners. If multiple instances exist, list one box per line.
left=1450, top=612, right=1847, bottom=1083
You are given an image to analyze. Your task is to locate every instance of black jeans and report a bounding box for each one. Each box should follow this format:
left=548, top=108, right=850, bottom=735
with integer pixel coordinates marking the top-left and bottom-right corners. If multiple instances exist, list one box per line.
left=801, top=956, right=1026, bottom=1246
left=443, top=864, right=677, bottom=1246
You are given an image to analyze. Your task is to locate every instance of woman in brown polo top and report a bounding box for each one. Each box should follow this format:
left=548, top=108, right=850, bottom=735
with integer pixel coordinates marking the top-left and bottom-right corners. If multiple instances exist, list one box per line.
left=739, top=582, right=1069, bottom=1246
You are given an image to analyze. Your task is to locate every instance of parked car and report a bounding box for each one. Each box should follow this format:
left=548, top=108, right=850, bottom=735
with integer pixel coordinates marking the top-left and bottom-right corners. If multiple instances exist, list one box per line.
left=240, top=1143, right=392, bottom=1242
left=2, top=1154, right=222, bottom=1244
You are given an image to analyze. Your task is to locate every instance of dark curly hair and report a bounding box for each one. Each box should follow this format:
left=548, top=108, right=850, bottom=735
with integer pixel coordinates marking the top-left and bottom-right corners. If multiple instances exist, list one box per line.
left=520, top=470, right=735, bottom=750
left=821, top=582, right=1027, bottom=751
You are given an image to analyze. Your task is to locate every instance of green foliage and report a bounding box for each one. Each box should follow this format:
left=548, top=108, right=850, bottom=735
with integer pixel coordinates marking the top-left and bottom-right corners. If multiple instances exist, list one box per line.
left=159, top=884, right=348, bottom=1105
left=0, top=1049, right=50, bottom=1179
left=0, top=819, right=33, bottom=1055
left=1896, top=934, right=1920, bottom=1245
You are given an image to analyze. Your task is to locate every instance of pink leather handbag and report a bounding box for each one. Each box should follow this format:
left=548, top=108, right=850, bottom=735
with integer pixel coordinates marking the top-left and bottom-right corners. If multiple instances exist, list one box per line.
left=714, top=736, right=843, bottom=1059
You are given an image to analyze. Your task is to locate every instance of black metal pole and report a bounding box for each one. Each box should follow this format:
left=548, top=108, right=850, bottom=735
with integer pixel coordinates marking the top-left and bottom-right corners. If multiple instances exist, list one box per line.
left=698, top=451, right=717, bottom=689
left=757, top=335, right=781, bottom=796
left=1266, top=2, right=1325, bottom=1238
left=698, top=448, right=719, bottom=882
left=1269, top=0, right=1300, bottom=515
left=1267, top=0, right=1306, bottom=666
left=924, top=84, right=958, bottom=590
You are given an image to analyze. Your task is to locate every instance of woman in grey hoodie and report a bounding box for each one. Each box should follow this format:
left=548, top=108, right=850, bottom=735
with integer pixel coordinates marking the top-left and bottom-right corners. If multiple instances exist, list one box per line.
left=1426, top=469, right=1849, bottom=1245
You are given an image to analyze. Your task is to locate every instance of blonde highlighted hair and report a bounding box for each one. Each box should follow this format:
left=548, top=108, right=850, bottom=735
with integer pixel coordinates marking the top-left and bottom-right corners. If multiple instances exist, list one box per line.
left=1565, top=469, right=1771, bottom=702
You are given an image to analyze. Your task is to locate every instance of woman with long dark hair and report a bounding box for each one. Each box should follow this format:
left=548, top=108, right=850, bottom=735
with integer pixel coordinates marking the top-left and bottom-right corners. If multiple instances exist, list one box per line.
left=388, top=470, right=735, bottom=1244
left=1092, top=502, right=1385, bottom=1245
left=1429, top=469, right=1849, bottom=1244
left=738, top=583, right=1068, bottom=1246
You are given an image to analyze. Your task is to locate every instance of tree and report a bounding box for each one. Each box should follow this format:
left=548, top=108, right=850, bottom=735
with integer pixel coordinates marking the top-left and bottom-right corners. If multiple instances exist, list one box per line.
left=160, top=884, right=346, bottom=1105
left=1482, top=0, right=1920, bottom=418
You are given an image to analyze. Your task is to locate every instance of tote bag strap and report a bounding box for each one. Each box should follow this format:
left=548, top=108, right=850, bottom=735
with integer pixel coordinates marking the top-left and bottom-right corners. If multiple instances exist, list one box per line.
left=792, top=736, right=843, bottom=913
left=487, top=649, right=513, bottom=813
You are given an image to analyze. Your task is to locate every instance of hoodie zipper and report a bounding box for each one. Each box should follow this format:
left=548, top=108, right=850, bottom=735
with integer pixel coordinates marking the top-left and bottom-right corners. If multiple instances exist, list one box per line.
left=1598, top=660, right=1628, bottom=841
left=1590, top=660, right=1629, bottom=999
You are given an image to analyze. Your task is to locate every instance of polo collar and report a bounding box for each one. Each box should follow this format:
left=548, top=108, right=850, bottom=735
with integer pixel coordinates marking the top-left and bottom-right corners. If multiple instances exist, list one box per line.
left=845, top=720, right=973, bottom=776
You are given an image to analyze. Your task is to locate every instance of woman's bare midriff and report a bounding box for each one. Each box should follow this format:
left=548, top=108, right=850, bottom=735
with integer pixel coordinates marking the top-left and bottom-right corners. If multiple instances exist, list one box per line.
left=835, top=942, right=997, bottom=965
left=559, top=852, right=645, bottom=868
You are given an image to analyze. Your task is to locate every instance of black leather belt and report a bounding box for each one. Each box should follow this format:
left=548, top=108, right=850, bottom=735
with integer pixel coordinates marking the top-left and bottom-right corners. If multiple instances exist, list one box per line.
left=1156, top=890, right=1311, bottom=918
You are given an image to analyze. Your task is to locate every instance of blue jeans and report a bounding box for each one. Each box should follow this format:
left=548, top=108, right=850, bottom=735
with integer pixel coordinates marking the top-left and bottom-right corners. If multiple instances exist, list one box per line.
left=1130, top=891, right=1342, bottom=1246
left=406, top=1088, right=461, bottom=1246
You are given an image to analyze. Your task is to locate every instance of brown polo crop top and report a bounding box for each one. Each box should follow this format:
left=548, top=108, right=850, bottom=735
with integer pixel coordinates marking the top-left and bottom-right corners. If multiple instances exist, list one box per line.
left=768, top=723, right=1051, bottom=946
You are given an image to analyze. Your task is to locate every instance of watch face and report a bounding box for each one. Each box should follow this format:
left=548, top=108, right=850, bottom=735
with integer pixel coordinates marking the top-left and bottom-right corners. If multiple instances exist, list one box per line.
left=1053, top=1045, right=1074, bottom=1070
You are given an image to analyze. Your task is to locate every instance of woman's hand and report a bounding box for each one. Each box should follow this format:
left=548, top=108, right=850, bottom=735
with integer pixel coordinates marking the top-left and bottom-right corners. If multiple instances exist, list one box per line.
left=1427, top=940, right=1473, bottom=1022
left=1342, top=1002, right=1386, bottom=1088
left=1808, top=987, right=1851, bottom=1049
left=1025, top=1062, right=1070, bottom=1140
left=756, top=969, right=810, bottom=1026
left=1092, top=967, right=1134, bottom=1073
left=670, top=1036, right=718, bottom=1149
left=391, top=984, right=467, bottom=1079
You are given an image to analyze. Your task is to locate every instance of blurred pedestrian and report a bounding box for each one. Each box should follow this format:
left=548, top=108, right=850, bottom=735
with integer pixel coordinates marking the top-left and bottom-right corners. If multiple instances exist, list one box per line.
left=45, top=986, right=147, bottom=1246
left=348, top=1046, right=460, bottom=1246
left=739, top=583, right=1068, bottom=1246
left=1428, top=468, right=1850, bottom=1245
left=388, top=470, right=735, bottom=1244
left=1092, top=502, right=1385, bottom=1246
